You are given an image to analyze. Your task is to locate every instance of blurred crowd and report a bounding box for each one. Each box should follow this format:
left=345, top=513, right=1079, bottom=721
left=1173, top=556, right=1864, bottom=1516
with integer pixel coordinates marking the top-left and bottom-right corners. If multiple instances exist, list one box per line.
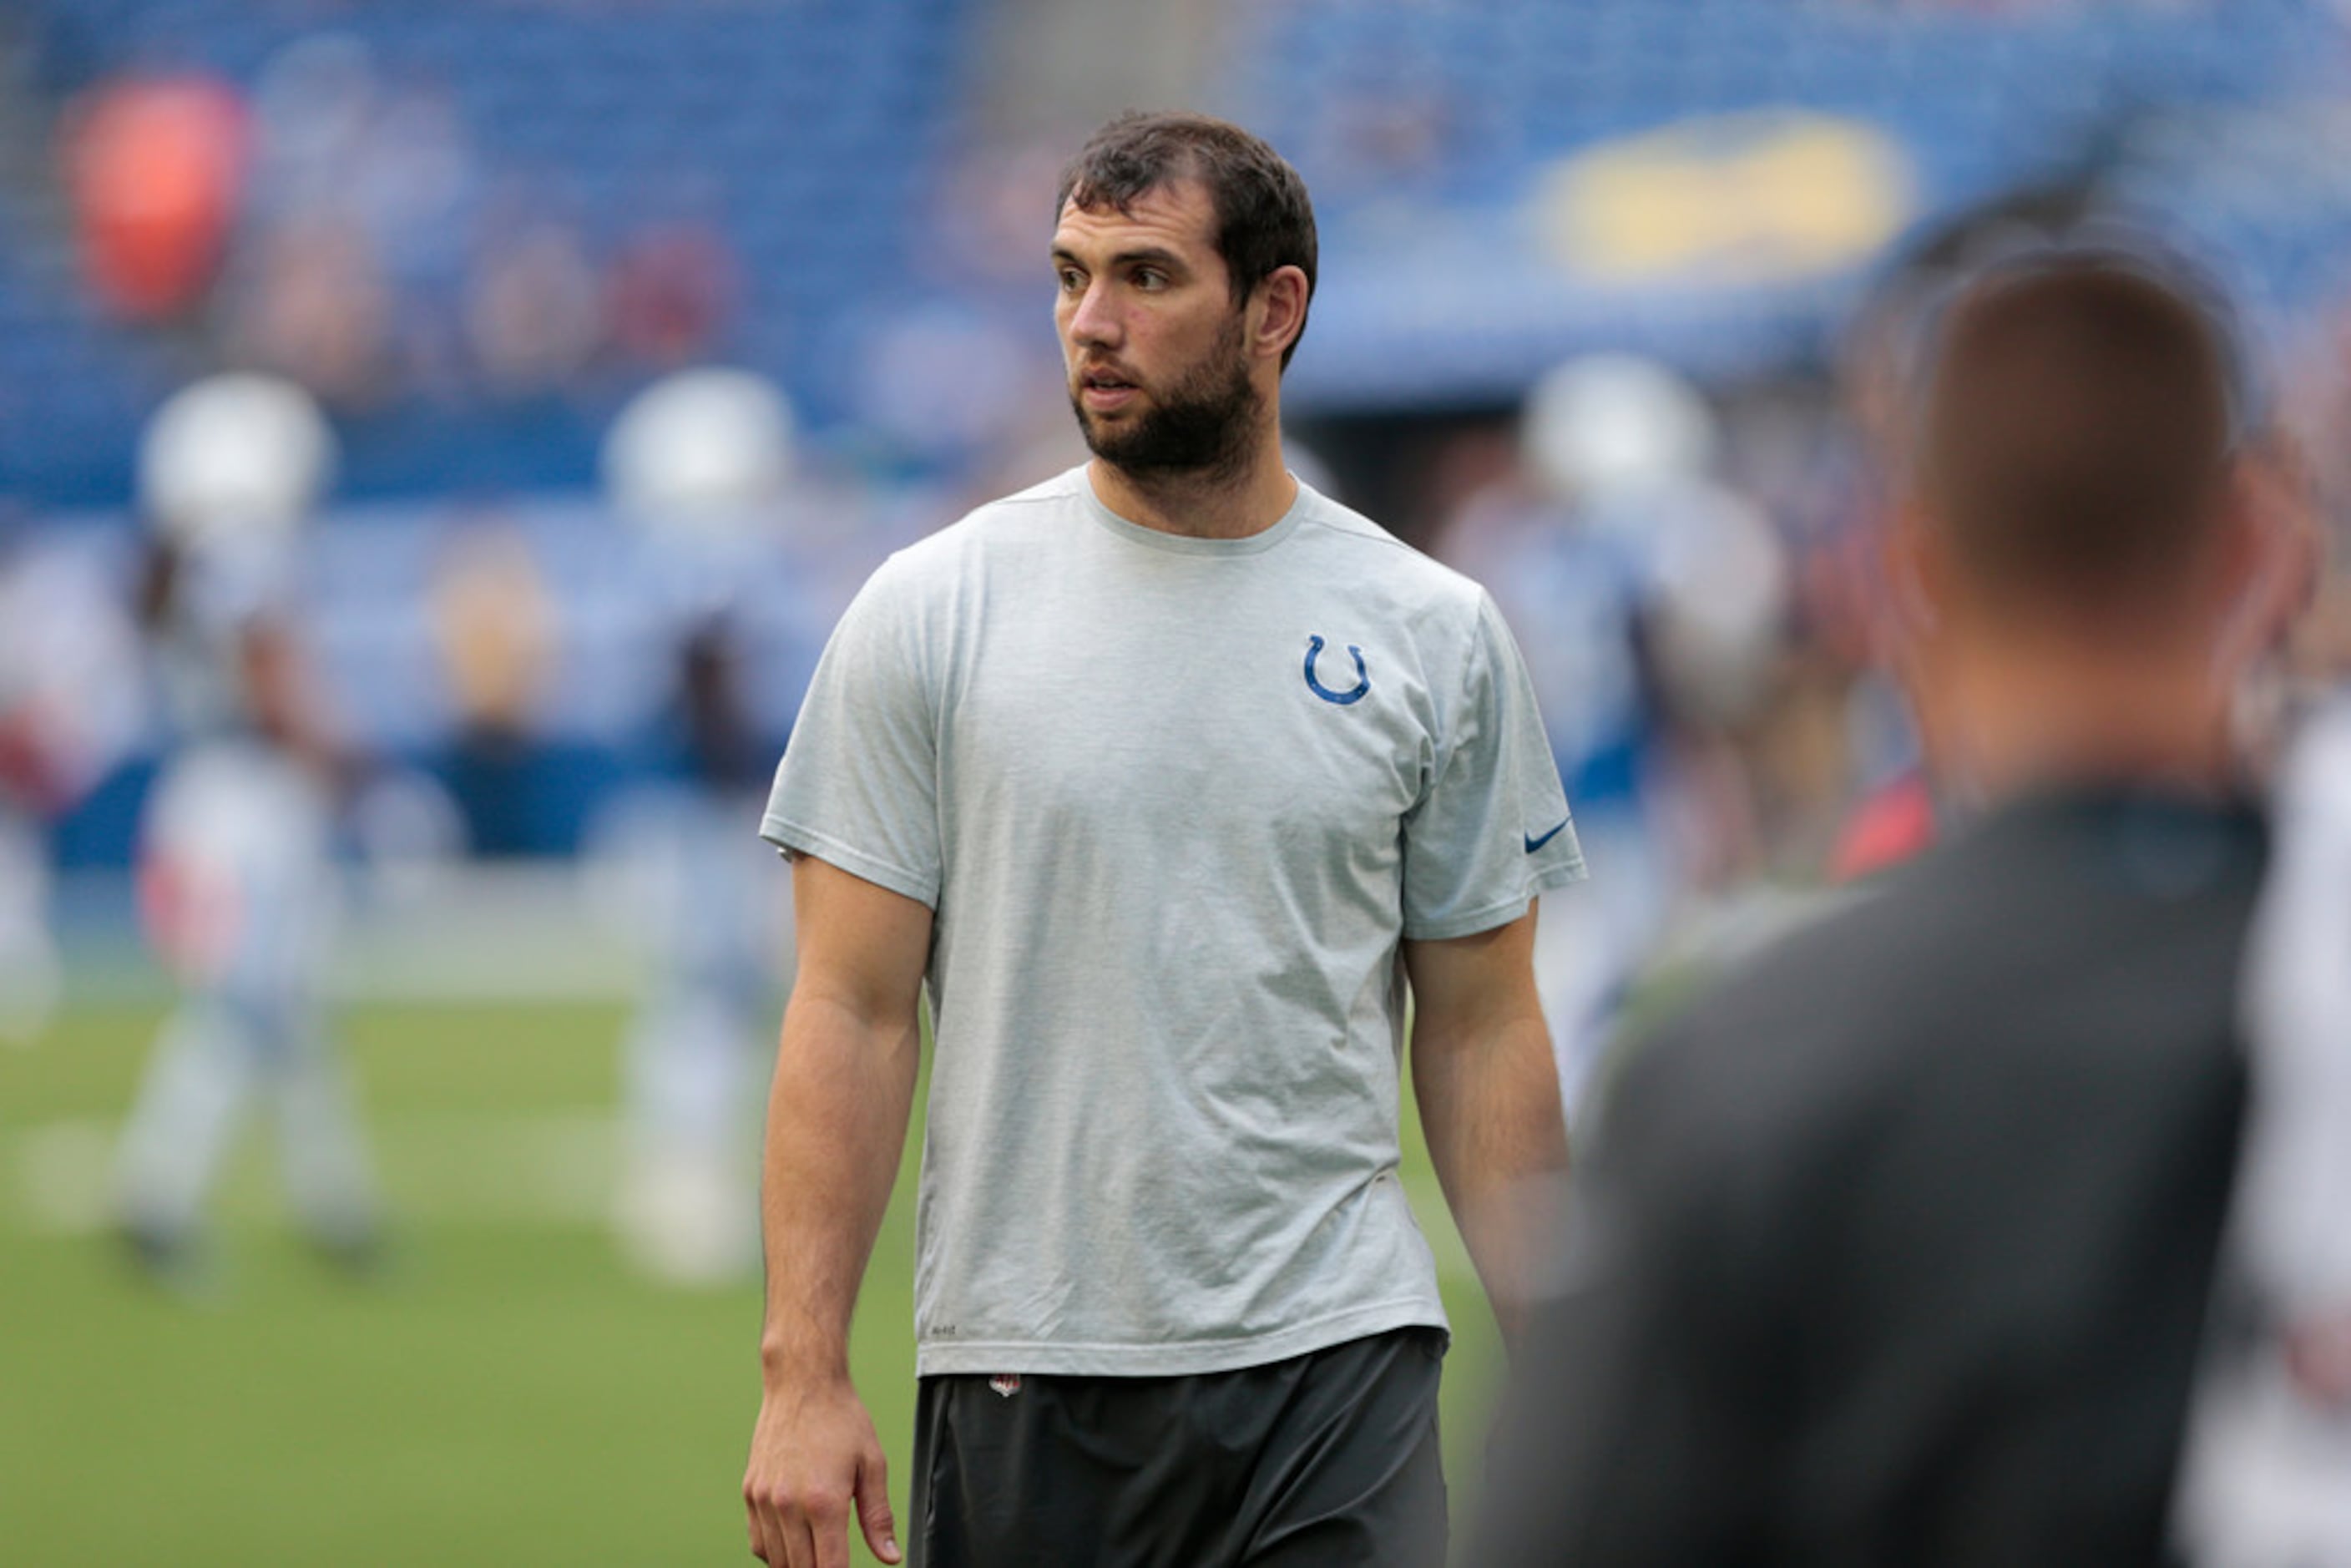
left=59, top=34, right=741, bottom=412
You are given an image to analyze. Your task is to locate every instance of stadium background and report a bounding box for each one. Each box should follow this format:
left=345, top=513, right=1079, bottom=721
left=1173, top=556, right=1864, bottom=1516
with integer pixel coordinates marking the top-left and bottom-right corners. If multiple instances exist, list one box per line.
left=5, top=1, right=2351, bottom=1562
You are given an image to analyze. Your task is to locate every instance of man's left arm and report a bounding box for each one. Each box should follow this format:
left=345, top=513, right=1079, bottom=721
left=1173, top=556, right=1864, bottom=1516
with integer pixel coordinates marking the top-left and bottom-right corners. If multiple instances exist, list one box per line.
left=1403, top=908, right=1568, bottom=1352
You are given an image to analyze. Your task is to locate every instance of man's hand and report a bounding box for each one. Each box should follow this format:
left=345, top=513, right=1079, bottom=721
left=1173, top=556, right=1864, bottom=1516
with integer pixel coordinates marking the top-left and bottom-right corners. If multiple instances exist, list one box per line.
left=743, top=1376, right=900, bottom=1568
left=744, top=857, right=928, bottom=1565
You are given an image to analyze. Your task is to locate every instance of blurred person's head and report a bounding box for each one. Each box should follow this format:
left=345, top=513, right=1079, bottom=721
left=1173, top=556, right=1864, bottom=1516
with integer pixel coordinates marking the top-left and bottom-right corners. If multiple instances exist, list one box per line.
left=1910, top=254, right=2237, bottom=609
left=230, top=213, right=392, bottom=408
left=468, top=211, right=603, bottom=397
left=1051, top=113, right=1314, bottom=488
left=429, top=520, right=553, bottom=745
left=1835, top=181, right=2113, bottom=746
left=608, top=221, right=738, bottom=370
left=1839, top=178, right=2106, bottom=475
left=1891, top=251, right=2257, bottom=796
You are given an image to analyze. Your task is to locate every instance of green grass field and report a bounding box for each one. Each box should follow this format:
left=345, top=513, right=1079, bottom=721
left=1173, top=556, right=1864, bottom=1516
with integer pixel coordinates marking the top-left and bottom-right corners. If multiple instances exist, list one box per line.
left=0, top=998, right=1509, bottom=1565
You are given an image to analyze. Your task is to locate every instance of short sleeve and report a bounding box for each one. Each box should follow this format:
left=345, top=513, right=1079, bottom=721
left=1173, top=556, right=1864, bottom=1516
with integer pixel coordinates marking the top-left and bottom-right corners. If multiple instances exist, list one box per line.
left=1401, top=591, right=1585, bottom=940
left=759, top=557, right=942, bottom=906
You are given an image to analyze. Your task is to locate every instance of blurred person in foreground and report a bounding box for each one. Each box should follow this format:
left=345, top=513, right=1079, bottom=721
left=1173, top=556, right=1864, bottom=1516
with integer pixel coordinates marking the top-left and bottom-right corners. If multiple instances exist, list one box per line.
left=743, top=111, right=1581, bottom=1568
left=113, top=374, right=382, bottom=1288
left=1476, top=251, right=2271, bottom=1565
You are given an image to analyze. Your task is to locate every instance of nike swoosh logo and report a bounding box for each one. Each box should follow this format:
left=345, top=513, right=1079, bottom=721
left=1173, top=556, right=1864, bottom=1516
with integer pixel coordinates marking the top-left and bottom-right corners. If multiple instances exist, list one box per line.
left=1524, top=819, right=1570, bottom=854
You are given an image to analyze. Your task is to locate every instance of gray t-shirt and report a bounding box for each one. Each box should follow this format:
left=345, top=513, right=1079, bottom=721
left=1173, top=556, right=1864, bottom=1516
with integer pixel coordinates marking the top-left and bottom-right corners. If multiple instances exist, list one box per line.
left=762, top=466, right=1585, bottom=1377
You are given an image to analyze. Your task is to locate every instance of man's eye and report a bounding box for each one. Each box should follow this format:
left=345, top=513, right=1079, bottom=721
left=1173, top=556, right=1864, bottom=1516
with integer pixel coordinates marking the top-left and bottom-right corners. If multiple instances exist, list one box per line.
left=1058, top=269, right=1084, bottom=292
left=1134, top=268, right=1167, bottom=290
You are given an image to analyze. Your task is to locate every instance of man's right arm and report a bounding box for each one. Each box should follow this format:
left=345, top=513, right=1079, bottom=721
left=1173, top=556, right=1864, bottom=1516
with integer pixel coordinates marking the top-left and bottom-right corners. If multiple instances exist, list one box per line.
left=743, top=853, right=931, bottom=1568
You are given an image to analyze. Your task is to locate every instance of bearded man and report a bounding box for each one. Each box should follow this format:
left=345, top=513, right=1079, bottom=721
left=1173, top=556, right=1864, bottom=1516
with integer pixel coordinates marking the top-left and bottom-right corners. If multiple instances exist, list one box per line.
left=741, top=112, right=1583, bottom=1568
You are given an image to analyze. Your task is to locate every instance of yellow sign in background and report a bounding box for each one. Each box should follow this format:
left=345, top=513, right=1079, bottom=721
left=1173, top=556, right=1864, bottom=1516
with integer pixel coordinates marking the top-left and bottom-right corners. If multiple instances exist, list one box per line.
left=1537, top=110, right=1916, bottom=285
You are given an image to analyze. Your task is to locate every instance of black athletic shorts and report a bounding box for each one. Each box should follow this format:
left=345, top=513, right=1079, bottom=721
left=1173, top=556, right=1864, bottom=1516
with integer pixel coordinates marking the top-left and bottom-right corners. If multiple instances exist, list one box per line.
left=907, top=1327, right=1449, bottom=1568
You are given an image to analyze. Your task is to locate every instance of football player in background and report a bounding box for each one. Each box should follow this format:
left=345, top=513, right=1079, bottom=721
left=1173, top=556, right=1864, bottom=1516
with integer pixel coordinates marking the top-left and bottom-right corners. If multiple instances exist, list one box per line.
left=593, top=367, right=806, bottom=1285
left=1438, top=353, right=1788, bottom=1117
left=113, top=373, right=382, bottom=1288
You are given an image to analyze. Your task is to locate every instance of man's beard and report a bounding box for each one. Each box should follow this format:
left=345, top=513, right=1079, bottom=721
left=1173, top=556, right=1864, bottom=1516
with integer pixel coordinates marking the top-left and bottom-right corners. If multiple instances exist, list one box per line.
left=1071, top=318, right=1259, bottom=485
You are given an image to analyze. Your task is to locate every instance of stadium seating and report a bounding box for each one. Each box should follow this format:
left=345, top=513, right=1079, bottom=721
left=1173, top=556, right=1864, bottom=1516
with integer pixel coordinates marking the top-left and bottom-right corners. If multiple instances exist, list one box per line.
left=0, top=0, right=976, bottom=506
left=1215, top=0, right=2348, bottom=408
left=5, top=0, right=2344, bottom=495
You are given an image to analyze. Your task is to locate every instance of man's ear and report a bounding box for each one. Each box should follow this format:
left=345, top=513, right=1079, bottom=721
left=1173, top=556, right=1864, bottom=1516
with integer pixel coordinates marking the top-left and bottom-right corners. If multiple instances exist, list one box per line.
left=1883, top=499, right=1948, bottom=646
left=2214, top=464, right=2268, bottom=599
left=1250, top=266, right=1309, bottom=365
left=2208, top=451, right=2319, bottom=680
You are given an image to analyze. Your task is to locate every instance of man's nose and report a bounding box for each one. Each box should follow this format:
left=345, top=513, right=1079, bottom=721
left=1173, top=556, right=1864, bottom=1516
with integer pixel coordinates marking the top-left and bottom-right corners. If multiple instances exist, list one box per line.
left=1067, top=281, right=1121, bottom=350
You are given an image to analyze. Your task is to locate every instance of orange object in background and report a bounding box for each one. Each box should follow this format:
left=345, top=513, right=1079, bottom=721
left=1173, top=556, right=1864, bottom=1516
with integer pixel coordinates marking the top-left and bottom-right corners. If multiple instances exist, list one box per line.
left=65, top=73, right=247, bottom=321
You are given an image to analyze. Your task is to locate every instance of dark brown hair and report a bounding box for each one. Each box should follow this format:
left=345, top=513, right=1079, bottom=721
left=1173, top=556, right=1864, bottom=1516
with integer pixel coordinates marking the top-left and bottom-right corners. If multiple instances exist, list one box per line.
left=1914, top=252, right=2240, bottom=599
left=1057, top=111, right=1317, bottom=369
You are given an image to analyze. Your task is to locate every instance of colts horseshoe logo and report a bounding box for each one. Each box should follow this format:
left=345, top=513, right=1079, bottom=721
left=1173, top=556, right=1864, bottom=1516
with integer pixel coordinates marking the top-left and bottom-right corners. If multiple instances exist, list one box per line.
left=1303, top=635, right=1370, bottom=706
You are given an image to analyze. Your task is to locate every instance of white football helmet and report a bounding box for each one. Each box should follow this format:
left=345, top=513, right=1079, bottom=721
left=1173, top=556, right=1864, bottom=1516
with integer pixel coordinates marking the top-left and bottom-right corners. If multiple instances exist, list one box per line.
left=602, top=367, right=796, bottom=544
left=1521, top=353, right=1717, bottom=502
left=139, top=373, right=336, bottom=549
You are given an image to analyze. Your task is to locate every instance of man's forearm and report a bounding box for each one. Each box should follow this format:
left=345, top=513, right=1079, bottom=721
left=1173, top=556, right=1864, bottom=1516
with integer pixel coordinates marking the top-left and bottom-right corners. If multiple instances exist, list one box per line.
left=1412, top=1009, right=1570, bottom=1346
left=757, top=991, right=922, bottom=1388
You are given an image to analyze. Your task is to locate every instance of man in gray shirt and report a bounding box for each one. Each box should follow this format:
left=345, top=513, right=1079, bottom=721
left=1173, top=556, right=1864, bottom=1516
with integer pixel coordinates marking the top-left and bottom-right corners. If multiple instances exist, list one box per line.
left=742, top=111, right=1584, bottom=1568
